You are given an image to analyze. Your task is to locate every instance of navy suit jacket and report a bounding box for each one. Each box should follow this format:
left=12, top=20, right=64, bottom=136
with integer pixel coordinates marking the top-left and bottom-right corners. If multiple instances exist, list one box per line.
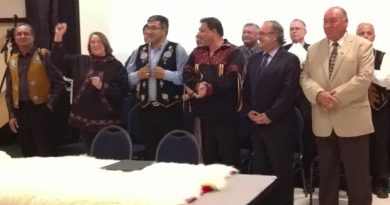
left=242, top=48, right=300, bottom=129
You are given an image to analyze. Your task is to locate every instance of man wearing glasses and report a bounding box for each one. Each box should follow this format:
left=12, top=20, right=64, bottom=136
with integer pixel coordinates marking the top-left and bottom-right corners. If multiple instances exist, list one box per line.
left=242, top=20, right=300, bottom=205
left=126, top=15, right=188, bottom=160
left=5, top=23, right=65, bottom=157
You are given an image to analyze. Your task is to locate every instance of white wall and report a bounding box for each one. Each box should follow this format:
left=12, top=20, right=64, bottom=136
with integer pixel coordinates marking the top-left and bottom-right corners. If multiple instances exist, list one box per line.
left=0, top=0, right=26, bottom=18
left=79, top=0, right=389, bottom=63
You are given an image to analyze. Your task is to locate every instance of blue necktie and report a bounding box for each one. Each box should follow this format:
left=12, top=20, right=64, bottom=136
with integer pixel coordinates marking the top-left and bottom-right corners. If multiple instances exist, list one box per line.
left=258, top=53, right=270, bottom=77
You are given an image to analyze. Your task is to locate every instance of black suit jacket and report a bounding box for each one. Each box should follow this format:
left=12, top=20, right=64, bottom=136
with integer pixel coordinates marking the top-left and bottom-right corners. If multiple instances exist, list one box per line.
left=242, top=48, right=300, bottom=127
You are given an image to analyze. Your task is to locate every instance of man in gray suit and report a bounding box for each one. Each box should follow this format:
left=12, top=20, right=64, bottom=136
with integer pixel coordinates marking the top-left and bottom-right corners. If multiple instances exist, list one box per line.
left=300, top=6, right=374, bottom=205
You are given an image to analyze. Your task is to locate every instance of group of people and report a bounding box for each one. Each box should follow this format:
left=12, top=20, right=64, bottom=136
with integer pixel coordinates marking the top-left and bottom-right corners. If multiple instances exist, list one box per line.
left=4, top=5, right=390, bottom=205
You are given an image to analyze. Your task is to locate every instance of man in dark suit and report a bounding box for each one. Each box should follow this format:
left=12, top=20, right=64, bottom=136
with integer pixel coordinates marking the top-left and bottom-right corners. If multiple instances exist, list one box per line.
left=242, top=20, right=300, bottom=205
left=284, top=19, right=315, bottom=192
left=283, top=19, right=310, bottom=51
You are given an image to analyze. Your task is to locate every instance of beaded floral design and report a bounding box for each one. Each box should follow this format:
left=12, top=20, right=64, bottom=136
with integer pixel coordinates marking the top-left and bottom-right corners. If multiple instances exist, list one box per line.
left=162, top=45, right=173, bottom=64
left=140, top=46, right=148, bottom=64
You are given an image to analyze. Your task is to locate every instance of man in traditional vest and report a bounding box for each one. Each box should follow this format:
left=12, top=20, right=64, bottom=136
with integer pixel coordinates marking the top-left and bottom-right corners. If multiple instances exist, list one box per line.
left=357, top=22, right=390, bottom=199
left=5, top=23, right=65, bottom=157
left=126, top=15, right=188, bottom=160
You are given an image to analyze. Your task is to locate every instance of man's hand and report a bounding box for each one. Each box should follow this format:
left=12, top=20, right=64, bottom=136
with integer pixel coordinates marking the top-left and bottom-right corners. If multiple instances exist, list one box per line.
left=9, top=118, right=19, bottom=133
left=138, top=64, right=151, bottom=80
left=153, top=65, right=165, bottom=79
left=193, top=82, right=207, bottom=99
left=248, top=111, right=271, bottom=124
left=54, top=23, right=67, bottom=42
left=317, top=90, right=338, bottom=111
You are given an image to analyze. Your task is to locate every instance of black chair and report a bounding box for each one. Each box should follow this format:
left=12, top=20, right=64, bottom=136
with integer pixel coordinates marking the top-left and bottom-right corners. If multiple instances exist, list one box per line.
left=90, top=125, right=132, bottom=160
left=127, top=103, right=146, bottom=159
left=155, top=129, right=201, bottom=164
left=293, top=107, right=308, bottom=197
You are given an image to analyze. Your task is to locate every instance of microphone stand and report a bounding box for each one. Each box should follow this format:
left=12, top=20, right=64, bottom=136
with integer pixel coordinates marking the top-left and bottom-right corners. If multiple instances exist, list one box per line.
left=0, top=15, right=18, bottom=93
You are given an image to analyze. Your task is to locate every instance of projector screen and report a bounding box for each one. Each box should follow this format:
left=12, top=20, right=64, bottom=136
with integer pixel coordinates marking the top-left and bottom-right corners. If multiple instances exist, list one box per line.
left=79, top=0, right=389, bottom=64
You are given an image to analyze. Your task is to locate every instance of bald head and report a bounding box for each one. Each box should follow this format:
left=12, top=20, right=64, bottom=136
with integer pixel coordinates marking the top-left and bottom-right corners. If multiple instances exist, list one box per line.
left=323, top=6, right=348, bottom=41
left=356, top=23, right=375, bottom=42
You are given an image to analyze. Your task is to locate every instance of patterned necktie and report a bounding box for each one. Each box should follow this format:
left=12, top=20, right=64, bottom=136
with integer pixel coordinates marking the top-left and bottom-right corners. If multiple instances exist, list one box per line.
left=328, top=42, right=338, bottom=79
left=258, top=53, right=270, bottom=77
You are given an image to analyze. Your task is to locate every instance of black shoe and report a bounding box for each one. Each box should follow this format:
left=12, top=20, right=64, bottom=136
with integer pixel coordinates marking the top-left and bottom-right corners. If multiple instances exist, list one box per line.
left=373, top=186, right=389, bottom=198
left=303, top=181, right=314, bottom=194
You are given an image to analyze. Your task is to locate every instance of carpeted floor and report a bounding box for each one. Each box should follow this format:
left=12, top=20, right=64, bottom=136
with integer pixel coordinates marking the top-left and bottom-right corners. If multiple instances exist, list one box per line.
left=294, top=188, right=390, bottom=205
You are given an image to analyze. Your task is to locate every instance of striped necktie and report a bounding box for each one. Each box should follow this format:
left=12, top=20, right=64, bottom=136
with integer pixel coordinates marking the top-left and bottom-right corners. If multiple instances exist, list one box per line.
left=258, top=53, right=270, bottom=77
left=328, top=42, right=338, bottom=79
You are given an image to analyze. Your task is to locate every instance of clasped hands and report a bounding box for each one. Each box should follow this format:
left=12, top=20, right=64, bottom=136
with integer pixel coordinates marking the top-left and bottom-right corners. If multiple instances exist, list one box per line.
left=138, top=64, right=165, bottom=80
left=248, top=111, right=271, bottom=125
left=317, top=90, right=338, bottom=112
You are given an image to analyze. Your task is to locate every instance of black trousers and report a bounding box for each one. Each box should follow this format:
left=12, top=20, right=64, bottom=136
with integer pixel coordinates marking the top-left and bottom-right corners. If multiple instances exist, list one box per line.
left=251, top=125, right=295, bottom=205
left=316, top=133, right=371, bottom=205
left=370, top=106, right=390, bottom=188
left=200, top=116, right=240, bottom=168
left=15, top=101, right=56, bottom=157
left=140, top=104, right=182, bottom=160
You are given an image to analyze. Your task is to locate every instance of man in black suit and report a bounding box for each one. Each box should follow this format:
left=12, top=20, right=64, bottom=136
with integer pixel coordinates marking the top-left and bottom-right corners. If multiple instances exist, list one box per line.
left=242, top=20, right=300, bottom=205
left=283, top=19, right=310, bottom=51
left=284, top=19, right=315, bottom=193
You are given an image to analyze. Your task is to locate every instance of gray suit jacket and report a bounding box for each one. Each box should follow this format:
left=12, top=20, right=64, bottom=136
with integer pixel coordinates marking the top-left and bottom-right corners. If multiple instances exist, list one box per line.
left=300, top=33, right=374, bottom=137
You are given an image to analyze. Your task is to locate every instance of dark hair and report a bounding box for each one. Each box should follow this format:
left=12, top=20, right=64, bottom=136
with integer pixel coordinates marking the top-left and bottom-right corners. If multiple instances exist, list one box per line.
left=87, top=31, right=113, bottom=55
left=142, top=23, right=148, bottom=33
left=267, top=20, right=286, bottom=45
left=200, top=17, right=224, bottom=37
left=14, top=23, right=35, bottom=37
left=147, top=15, right=169, bottom=34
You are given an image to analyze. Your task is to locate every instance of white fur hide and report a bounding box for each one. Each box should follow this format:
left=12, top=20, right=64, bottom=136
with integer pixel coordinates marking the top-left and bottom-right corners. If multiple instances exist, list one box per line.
left=0, top=151, right=237, bottom=205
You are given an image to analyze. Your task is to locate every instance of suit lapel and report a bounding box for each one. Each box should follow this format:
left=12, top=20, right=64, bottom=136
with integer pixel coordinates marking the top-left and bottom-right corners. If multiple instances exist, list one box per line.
left=318, top=39, right=330, bottom=80
left=255, top=49, right=283, bottom=89
left=249, top=52, right=263, bottom=86
left=329, top=34, right=353, bottom=81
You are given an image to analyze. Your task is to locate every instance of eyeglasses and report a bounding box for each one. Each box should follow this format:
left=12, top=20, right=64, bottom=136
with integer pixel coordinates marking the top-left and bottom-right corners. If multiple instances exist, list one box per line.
left=15, top=32, right=32, bottom=37
left=146, top=26, right=162, bottom=31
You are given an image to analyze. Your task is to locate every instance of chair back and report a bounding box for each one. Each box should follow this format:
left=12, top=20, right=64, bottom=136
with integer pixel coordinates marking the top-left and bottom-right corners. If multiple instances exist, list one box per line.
left=91, top=125, right=132, bottom=160
left=127, top=103, right=145, bottom=144
left=293, top=106, right=308, bottom=196
left=155, top=129, right=200, bottom=164
left=294, top=106, right=305, bottom=153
